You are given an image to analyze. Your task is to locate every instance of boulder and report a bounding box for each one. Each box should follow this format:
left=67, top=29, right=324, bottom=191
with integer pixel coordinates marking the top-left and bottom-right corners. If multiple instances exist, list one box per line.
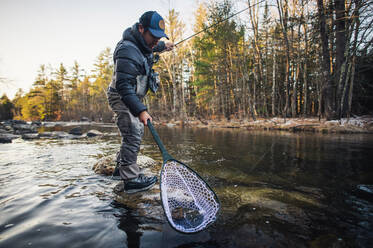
left=39, top=131, right=72, bottom=139
left=31, top=120, right=42, bottom=126
left=81, top=117, right=90, bottom=122
left=0, top=128, right=8, bottom=133
left=356, top=184, right=373, bottom=202
left=3, top=119, right=26, bottom=125
left=86, top=130, right=103, bottom=137
left=0, top=135, right=12, bottom=143
left=69, top=127, right=83, bottom=135
left=93, top=154, right=117, bottom=175
left=12, top=123, right=38, bottom=134
left=0, top=133, right=20, bottom=143
left=93, top=154, right=163, bottom=221
left=92, top=154, right=157, bottom=176
left=22, top=133, right=40, bottom=140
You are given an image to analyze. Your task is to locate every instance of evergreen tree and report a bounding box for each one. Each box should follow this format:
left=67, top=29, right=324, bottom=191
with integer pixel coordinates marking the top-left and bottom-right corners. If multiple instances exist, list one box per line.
left=0, top=94, right=14, bottom=120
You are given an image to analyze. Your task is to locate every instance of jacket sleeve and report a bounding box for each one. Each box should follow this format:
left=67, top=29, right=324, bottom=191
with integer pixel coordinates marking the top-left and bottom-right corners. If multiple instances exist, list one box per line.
left=114, top=46, right=147, bottom=117
left=153, top=41, right=166, bottom=53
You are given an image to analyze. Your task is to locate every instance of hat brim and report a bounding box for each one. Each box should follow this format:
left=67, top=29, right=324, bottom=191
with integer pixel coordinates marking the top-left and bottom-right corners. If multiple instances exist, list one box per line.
left=148, top=28, right=169, bottom=39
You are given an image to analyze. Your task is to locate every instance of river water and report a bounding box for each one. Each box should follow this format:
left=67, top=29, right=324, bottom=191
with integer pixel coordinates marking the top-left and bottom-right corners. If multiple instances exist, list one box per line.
left=0, top=123, right=372, bottom=248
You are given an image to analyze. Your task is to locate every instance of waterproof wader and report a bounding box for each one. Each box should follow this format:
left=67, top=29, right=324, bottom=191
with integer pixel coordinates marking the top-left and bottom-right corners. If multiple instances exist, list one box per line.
left=107, top=89, right=144, bottom=180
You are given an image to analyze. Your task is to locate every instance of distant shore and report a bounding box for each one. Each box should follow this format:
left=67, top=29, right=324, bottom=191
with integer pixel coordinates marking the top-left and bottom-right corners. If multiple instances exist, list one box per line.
left=155, top=116, right=373, bottom=134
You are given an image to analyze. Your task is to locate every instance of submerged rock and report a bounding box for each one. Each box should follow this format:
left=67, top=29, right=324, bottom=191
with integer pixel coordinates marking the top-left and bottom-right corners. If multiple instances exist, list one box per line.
left=22, top=133, right=40, bottom=140
left=38, top=131, right=84, bottom=139
left=0, top=135, right=12, bottom=143
left=356, top=184, right=373, bottom=202
left=93, top=154, right=163, bottom=220
left=0, top=133, right=20, bottom=143
left=69, top=127, right=83, bottom=135
left=86, top=130, right=103, bottom=137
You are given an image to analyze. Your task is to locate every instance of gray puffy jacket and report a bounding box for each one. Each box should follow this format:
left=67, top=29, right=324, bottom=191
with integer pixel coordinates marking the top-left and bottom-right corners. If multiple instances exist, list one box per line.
left=109, top=23, right=165, bottom=116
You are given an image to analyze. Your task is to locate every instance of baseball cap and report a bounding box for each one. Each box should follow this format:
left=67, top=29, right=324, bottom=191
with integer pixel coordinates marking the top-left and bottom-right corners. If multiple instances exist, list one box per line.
left=139, top=11, right=169, bottom=39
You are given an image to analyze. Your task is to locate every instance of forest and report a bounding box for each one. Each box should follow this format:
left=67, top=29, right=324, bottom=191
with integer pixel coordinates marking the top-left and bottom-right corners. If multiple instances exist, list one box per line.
left=1, top=0, right=372, bottom=122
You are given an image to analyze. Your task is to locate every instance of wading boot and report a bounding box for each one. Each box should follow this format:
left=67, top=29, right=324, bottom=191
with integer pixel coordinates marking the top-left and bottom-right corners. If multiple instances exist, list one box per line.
left=123, top=174, right=157, bottom=193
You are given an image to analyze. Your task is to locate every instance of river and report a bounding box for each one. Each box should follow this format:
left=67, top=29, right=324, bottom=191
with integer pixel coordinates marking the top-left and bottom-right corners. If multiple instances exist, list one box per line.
left=0, top=123, right=372, bottom=247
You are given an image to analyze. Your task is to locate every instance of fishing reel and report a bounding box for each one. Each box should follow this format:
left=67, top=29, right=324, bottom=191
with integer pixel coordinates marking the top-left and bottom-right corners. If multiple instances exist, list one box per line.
left=153, top=54, right=160, bottom=64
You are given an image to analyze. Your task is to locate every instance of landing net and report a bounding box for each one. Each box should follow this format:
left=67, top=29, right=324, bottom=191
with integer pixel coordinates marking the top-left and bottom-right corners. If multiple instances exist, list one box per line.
left=160, top=160, right=220, bottom=233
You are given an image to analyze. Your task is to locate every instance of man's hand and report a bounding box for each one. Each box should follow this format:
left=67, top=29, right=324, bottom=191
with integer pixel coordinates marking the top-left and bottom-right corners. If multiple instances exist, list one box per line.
left=164, top=42, right=174, bottom=52
left=138, top=111, right=152, bottom=125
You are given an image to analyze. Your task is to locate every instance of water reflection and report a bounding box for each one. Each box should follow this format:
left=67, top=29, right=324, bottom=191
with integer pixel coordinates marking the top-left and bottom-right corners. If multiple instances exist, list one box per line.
left=117, top=207, right=142, bottom=248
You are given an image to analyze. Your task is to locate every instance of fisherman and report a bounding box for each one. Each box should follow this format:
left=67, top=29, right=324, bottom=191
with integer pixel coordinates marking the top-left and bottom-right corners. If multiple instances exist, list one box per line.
left=107, top=11, right=174, bottom=193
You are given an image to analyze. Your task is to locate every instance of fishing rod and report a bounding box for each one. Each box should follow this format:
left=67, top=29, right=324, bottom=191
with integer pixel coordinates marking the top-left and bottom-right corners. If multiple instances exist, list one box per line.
left=174, top=0, right=267, bottom=46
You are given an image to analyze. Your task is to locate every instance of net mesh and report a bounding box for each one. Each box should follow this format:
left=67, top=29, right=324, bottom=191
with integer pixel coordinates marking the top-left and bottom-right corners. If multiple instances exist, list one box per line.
left=161, top=160, right=219, bottom=233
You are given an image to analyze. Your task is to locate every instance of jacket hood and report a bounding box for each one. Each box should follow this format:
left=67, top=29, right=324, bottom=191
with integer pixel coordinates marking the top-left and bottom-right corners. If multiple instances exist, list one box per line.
left=122, top=23, right=152, bottom=55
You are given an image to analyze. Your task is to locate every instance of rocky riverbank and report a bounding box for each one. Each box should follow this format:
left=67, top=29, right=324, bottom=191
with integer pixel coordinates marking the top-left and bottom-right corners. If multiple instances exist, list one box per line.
left=159, top=116, right=373, bottom=134
left=1, top=115, right=372, bottom=143
left=0, top=120, right=117, bottom=143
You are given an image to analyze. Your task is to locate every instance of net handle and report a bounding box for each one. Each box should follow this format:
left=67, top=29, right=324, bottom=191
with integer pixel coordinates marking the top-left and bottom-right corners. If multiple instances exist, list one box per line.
left=147, top=119, right=173, bottom=162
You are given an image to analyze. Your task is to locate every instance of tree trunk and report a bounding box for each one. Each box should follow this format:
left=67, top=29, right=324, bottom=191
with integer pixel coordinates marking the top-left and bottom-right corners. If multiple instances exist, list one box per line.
left=302, top=9, right=309, bottom=116
left=272, top=48, right=276, bottom=116
left=347, top=0, right=361, bottom=119
left=335, top=0, right=347, bottom=113
left=276, top=0, right=291, bottom=118
left=317, top=0, right=335, bottom=120
left=347, top=55, right=356, bottom=119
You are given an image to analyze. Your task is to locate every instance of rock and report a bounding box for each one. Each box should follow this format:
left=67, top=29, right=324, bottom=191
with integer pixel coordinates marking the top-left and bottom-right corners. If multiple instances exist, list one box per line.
left=4, top=119, right=26, bottom=125
left=86, top=130, right=103, bottom=137
left=93, top=154, right=117, bottom=175
left=39, top=131, right=58, bottom=138
left=22, top=133, right=40, bottom=140
left=0, top=122, right=13, bottom=133
left=0, top=133, right=20, bottom=143
left=39, top=131, right=71, bottom=139
left=114, top=185, right=164, bottom=222
left=12, top=123, right=38, bottom=134
left=81, top=117, right=89, bottom=122
left=31, top=120, right=42, bottom=126
left=103, top=132, right=119, bottom=137
left=166, top=123, right=176, bottom=127
left=356, top=184, right=373, bottom=202
left=69, top=127, right=83, bottom=135
left=42, top=122, right=58, bottom=128
left=93, top=154, right=163, bottom=222
left=0, top=135, right=12, bottom=143
left=93, top=154, right=157, bottom=176
left=0, top=128, right=8, bottom=133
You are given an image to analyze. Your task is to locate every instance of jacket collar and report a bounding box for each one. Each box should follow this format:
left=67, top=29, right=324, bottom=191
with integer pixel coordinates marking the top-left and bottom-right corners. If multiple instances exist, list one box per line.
left=122, top=23, right=152, bottom=55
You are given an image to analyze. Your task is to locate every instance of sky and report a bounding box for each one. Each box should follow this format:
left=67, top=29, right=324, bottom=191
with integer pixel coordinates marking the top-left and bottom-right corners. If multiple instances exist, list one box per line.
left=0, top=0, right=197, bottom=99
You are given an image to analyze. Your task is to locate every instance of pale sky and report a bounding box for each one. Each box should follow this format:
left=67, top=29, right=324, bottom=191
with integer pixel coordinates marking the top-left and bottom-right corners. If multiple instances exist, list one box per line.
left=0, top=0, right=197, bottom=99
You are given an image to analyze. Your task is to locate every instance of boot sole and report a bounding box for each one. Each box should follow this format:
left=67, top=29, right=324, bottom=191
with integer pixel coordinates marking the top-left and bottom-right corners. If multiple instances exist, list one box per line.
left=125, top=181, right=157, bottom=194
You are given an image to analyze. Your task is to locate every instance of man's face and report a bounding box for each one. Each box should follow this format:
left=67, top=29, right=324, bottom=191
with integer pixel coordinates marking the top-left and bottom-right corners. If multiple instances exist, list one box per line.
left=139, top=24, right=160, bottom=49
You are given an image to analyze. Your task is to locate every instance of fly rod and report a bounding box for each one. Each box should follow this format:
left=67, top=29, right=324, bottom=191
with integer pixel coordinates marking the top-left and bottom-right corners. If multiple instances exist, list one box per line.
left=174, top=0, right=266, bottom=46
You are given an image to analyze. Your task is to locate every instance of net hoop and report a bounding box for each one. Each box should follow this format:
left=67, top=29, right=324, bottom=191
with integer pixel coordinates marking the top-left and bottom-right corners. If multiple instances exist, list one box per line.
left=159, top=159, right=220, bottom=234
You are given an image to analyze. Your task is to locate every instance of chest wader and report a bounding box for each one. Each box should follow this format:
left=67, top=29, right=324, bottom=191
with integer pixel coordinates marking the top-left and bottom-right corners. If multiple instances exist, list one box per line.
left=106, top=41, right=152, bottom=180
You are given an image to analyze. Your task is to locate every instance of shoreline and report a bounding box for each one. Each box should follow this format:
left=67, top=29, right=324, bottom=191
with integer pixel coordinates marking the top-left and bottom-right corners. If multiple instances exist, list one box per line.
left=154, top=116, right=373, bottom=134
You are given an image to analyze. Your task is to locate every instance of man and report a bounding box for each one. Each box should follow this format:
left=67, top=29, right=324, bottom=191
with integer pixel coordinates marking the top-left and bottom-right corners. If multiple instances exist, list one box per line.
left=107, top=11, right=174, bottom=193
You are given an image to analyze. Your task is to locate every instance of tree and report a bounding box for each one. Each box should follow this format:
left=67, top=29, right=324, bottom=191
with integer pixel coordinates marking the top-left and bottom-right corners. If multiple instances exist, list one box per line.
left=0, top=94, right=14, bottom=120
left=91, top=48, right=113, bottom=121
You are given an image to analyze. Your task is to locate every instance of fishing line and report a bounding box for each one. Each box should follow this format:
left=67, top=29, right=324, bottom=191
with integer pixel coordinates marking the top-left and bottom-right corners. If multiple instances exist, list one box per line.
left=175, top=0, right=267, bottom=46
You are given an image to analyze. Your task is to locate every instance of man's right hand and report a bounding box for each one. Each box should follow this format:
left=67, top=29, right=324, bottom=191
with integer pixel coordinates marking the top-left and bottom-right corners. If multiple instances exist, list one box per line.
left=138, top=111, right=152, bottom=125
left=164, top=42, right=174, bottom=52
